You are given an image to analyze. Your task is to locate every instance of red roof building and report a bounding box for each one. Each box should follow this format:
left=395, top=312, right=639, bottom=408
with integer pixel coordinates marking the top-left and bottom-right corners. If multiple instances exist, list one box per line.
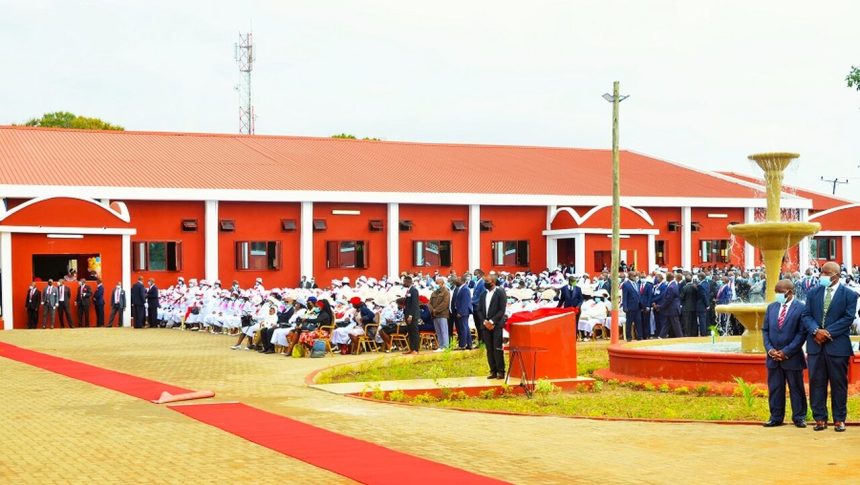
left=0, top=126, right=843, bottom=329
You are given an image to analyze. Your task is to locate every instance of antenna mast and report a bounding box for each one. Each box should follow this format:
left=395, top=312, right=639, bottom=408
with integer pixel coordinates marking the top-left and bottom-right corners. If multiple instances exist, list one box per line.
left=234, top=32, right=255, bottom=134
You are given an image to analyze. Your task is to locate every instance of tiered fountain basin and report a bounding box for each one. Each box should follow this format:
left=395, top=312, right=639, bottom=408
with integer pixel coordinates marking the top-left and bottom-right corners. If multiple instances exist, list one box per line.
left=602, top=337, right=860, bottom=385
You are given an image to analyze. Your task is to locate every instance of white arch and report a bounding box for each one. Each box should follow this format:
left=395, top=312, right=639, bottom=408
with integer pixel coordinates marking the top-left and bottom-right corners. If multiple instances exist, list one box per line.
left=0, top=196, right=131, bottom=224
left=808, top=203, right=860, bottom=221
left=549, top=204, right=654, bottom=228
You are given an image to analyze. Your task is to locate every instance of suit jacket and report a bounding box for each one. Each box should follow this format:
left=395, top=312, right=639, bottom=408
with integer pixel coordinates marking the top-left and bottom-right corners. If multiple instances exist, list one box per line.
left=404, top=286, right=421, bottom=324
left=474, top=286, right=507, bottom=327
left=77, top=285, right=92, bottom=307
left=42, top=286, right=59, bottom=307
left=801, top=284, right=858, bottom=356
left=696, top=282, right=710, bottom=313
left=131, top=282, right=145, bottom=305
left=658, top=281, right=681, bottom=317
left=92, top=284, right=105, bottom=305
left=637, top=281, right=653, bottom=308
left=763, top=300, right=807, bottom=370
left=56, top=285, right=71, bottom=304
left=620, top=280, right=641, bottom=312
left=715, top=284, right=732, bottom=305
left=110, top=288, right=127, bottom=309
left=557, top=285, right=583, bottom=309
left=453, top=284, right=472, bottom=318
left=680, top=283, right=698, bottom=313
left=146, top=285, right=160, bottom=307
left=650, top=282, right=667, bottom=308
left=470, top=279, right=487, bottom=309
left=25, top=287, right=41, bottom=310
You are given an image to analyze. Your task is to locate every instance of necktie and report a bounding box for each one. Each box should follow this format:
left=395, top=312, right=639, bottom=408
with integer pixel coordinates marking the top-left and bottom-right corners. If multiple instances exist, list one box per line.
left=823, top=287, right=833, bottom=325
left=777, top=303, right=788, bottom=330
left=115, top=289, right=120, bottom=303
left=59, top=288, right=64, bottom=302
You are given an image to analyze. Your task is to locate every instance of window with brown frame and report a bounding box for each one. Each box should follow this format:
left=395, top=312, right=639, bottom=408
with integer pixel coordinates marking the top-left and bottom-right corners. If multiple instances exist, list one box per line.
left=413, top=240, right=452, bottom=267
left=326, top=240, right=368, bottom=269
left=491, top=240, right=528, bottom=266
left=236, top=241, right=280, bottom=271
left=132, top=241, right=182, bottom=271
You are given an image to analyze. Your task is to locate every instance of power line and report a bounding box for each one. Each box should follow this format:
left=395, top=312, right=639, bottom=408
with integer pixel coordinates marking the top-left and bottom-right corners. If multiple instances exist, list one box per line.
left=820, top=176, right=848, bottom=195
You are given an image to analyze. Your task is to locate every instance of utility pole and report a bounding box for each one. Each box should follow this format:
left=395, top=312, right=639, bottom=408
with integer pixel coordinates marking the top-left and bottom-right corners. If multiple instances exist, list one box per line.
left=820, top=176, right=848, bottom=195
left=234, top=32, right=255, bottom=134
left=603, top=82, right=629, bottom=345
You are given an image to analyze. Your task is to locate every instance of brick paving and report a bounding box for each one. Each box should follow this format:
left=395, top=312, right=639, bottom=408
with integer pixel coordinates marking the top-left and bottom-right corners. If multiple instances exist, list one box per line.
left=1, top=328, right=859, bottom=484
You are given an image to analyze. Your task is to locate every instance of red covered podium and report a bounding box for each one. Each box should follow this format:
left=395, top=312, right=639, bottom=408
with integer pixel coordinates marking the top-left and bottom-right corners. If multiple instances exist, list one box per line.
left=506, top=308, right=579, bottom=380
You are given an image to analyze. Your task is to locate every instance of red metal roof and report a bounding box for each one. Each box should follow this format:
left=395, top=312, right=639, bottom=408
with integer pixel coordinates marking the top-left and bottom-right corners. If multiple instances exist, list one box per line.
left=718, top=171, right=851, bottom=212
left=0, top=126, right=762, bottom=198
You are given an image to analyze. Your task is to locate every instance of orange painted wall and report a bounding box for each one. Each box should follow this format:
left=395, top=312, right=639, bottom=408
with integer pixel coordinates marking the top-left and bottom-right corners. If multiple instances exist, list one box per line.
left=584, top=234, right=650, bottom=275
left=312, top=203, right=388, bottom=284
left=644, top=207, right=682, bottom=268
left=10, top=233, right=122, bottom=329
left=217, top=201, right=302, bottom=288
left=2, top=197, right=132, bottom=229
left=691, top=208, right=745, bottom=268
left=479, top=206, right=546, bottom=273
left=398, top=204, right=469, bottom=274
left=809, top=207, right=860, bottom=231
left=124, top=201, right=205, bottom=284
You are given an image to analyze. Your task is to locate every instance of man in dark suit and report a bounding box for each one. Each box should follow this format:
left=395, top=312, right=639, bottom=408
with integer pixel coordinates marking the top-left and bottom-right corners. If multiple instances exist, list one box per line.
left=680, top=275, right=697, bottom=337
left=762, top=279, right=808, bottom=428
left=620, top=272, right=642, bottom=341
left=75, top=279, right=92, bottom=327
left=557, top=276, right=583, bottom=337
left=131, top=276, right=146, bottom=328
left=800, top=261, right=857, bottom=432
left=695, top=277, right=710, bottom=337
left=474, top=274, right=507, bottom=379
left=92, top=279, right=105, bottom=327
left=145, top=278, right=160, bottom=328
left=637, top=276, right=654, bottom=339
left=650, top=274, right=667, bottom=338
left=402, top=275, right=422, bottom=354
left=25, top=281, right=41, bottom=329
left=452, top=277, right=474, bottom=350
left=107, top=282, right=126, bottom=328
left=41, top=279, right=58, bottom=329
left=56, top=279, right=74, bottom=328
left=657, top=273, right=683, bottom=338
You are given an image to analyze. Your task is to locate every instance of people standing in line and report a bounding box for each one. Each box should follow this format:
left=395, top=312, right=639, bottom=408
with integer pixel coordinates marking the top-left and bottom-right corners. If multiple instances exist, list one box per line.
left=650, top=274, right=667, bottom=338
left=680, top=275, right=697, bottom=337
left=76, top=279, right=92, bottom=327
left=762, top=280, right=808, bottom=428
left=131, top=276, right=146, bottom=328
left=557, top=275, right=584, bottom=338
left=25, top=281, right=41, bottom=329
left=146, top=278, right=160, bottom=328
left=402, top=275, right=421, bottom=355
left=107, top=282, right=126, bottom=328
left=56, top=279, right=74, bottom=328
left=474, top=273, right=507, bottom=379
left=697, top=275, right=711, bottom=336
left=637, top=275, right=654, bottom=339
left=41, top=279, right=58, bottom=329
left=92, top=278, right=105, bottom=327
left=801, top=261, right=857, bottom=432
left=657, top=273, right=683, bottom=338
left=429, top=277, right=451, bottom=351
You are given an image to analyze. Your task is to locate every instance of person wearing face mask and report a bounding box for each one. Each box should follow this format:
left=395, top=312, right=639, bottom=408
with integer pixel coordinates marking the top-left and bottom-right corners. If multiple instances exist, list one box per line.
left=474, top=274, right=507, bottom=379
left=25, top=281, right=42, bottom=329
left=762, top=279, right=808, bottom=428
left=649, top=274, right=667, bottom=338
left=801, top=261, right=858, bottom=432
left=107, top=282, right=127, bottom=327
left=620, top=272, right=643, bottom=341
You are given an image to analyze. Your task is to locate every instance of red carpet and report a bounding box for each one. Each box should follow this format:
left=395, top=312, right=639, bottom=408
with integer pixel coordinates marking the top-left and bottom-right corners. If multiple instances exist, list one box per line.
left=0, top=342, right=192, bottom=401
left=170, top=402, right=507, bottom=485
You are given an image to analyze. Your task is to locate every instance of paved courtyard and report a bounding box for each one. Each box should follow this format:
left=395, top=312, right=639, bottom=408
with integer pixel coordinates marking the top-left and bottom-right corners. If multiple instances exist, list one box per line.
left=1, top=328, right=859, bottom=484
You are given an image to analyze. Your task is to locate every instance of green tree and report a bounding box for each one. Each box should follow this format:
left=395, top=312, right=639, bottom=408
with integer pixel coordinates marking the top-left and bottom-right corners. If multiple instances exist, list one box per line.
left=22, top=111, right=124, bottom=130
left=331, top=133, right=380, bottom=141
left=847, top=65, right=860, bottom=91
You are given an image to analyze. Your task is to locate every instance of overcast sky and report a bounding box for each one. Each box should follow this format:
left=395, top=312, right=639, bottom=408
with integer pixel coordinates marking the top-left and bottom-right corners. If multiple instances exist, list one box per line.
left=2, top=1, right=858, bottom=198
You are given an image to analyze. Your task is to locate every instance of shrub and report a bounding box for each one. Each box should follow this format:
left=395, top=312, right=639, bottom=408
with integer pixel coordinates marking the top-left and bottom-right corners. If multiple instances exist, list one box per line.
left=733, top=377, right=755, bottom=410
left=642, top=382, right=657, bottom=392
left=591, top=380, right=604, bottom=393
left=695, top=385, right=710, bottom=397
left=534, top=379, right=561, bottom=396
left=674, top=386, right=690, bottom=395
left=449, top=391, right=468, bottom=401
left=658, top=384, right=671, bottom=393
left=478, top=389, right=497, bottom=399
left=412, top=392, right=436, bottom=404
left=387, top=390, right=406, bottom=402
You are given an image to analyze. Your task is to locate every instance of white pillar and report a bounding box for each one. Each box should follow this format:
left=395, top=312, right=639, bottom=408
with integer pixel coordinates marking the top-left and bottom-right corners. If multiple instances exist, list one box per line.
left=121, top=234, right=131, bottom=327
left=387, top=203, right=399, bottom=278
left=743, top=207, right=755, bottom=270
left=842, top=235, right=852, bottom=271
left=300, top=202, right=314, bottom=279
left=1, top=231, right=12, bottom=330
left=468, top=205, right=480, bottom=271
left=546, top=205, right=557, bottom=229
left=681, top=206, right=692, bottom=269
left=574, top=235, right=586, bottom=274
left=204, top=200, right=219, bottom=283
left=647, top=233, right=656, bottom=273
left=546, top=237, right=558, bottom=271
left=798, top=209, right=811, bottom=271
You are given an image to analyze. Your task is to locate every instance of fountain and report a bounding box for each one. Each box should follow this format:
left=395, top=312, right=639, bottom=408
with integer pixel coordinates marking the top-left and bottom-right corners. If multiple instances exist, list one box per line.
left=601, top=152, right=860, bottom=385
left=715, top=152, right=820, bottom=353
